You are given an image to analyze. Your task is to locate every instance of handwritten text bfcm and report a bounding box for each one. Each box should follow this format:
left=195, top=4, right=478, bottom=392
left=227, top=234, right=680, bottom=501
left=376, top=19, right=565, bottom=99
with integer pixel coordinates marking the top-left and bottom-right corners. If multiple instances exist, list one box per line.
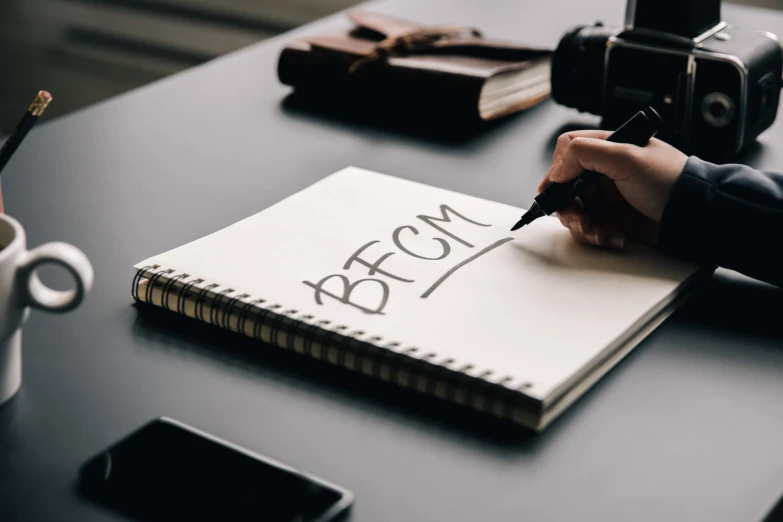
left=303, top=204, right=513, bottom=315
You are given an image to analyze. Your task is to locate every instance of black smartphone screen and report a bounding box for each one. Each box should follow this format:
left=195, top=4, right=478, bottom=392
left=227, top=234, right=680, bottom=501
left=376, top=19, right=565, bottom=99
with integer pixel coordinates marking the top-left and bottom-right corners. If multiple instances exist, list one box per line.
left=78, top=418, right=352, bottom=522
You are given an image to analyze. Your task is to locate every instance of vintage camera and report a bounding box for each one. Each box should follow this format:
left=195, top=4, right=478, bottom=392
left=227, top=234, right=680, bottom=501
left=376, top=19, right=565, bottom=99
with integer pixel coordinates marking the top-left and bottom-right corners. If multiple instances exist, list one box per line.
left=551, top=0, right=783, bottom=159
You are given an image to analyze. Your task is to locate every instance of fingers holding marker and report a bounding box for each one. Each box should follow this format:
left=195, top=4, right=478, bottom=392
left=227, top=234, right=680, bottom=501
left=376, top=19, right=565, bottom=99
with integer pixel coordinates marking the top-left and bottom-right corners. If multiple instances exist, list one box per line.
left=550, top=137, right=640, bottom=183
left=556, top=203, right=625, bottom=249
left=540, top=130, right=612, bottom=192
left=570, top=220, right=626, bottom=249
left=537, top=161, right=561, bottom=193
left=551, top=130, right=612, bottom=164
left=555, top=202, right=587, bottom=235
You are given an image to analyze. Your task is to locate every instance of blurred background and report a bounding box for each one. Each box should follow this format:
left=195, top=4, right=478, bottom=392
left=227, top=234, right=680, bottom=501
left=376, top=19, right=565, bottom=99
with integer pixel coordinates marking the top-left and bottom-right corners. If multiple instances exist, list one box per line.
left=0, top=0, right=359, bottom=134
left=0, top=0, right=781, bottom=134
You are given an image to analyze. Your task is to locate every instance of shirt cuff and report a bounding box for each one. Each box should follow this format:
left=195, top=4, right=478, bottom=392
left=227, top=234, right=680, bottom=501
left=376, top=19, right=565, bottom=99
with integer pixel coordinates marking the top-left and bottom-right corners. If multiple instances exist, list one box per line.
left=658, top=156, right=718, bottom=265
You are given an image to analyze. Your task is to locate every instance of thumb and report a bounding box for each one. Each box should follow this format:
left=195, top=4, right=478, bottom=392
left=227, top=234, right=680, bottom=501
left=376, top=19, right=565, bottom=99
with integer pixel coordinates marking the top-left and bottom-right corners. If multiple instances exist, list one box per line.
left=550, top=137, right=640, bottom=183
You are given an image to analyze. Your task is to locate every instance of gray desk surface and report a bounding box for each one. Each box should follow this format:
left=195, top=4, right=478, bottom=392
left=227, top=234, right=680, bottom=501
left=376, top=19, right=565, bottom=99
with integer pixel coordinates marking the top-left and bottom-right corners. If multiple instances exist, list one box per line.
left=2, top=0, right=783, bottom=520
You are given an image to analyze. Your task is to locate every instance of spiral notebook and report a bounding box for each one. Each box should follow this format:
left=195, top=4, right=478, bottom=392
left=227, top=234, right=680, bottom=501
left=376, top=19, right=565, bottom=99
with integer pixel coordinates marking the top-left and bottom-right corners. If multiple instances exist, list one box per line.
left=133, top=167, right=703, bottom=431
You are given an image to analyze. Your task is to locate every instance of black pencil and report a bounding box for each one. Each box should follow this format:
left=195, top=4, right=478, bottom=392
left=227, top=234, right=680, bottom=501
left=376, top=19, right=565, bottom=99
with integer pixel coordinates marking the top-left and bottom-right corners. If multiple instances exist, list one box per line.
left=0, top=90, right=53, bottom=175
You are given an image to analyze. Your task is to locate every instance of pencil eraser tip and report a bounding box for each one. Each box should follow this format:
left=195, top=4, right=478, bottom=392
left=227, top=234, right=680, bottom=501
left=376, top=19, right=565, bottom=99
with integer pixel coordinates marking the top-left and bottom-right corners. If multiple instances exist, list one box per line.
left=40, top=91, right=52, bottom=100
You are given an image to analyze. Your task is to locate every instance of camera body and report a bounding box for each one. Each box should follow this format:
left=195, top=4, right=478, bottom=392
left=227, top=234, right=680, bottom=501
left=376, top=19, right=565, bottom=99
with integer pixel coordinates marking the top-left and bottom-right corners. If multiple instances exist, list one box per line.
left=551, top=0, right=783, bottom=159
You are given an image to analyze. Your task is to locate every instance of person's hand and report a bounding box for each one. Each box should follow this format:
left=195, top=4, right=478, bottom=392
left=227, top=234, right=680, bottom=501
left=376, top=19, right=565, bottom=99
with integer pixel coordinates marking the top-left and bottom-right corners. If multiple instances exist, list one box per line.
left=538, top=130, right=688, bottom=249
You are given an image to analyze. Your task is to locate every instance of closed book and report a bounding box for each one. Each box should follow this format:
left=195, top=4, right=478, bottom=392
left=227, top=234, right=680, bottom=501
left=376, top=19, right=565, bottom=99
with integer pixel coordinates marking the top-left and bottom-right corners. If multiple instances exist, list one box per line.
left=277, top=11, right=553, bottom=122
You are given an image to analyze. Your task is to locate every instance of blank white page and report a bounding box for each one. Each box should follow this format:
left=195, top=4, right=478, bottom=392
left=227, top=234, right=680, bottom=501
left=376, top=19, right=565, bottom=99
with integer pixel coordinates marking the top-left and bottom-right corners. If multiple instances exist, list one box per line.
left=136, top=167, right=699, bottom=402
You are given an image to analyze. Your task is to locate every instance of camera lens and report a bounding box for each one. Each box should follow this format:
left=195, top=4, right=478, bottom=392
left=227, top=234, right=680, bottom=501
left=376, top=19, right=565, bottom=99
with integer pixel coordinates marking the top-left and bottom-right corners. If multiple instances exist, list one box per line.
left=551, top=23, right=619, bottom=115
left=709, top=102, right=726, bottom=119
left=701, top=92, right=735, bottom=127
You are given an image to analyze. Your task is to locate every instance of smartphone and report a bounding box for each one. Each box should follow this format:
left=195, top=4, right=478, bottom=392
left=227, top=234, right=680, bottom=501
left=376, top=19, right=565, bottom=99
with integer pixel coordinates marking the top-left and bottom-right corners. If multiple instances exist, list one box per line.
left=78, top=417, right=353, bottom=522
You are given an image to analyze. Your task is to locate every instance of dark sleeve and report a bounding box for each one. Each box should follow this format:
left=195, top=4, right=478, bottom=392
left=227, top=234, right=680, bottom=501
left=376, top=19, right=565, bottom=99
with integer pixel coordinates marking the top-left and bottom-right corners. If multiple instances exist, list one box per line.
left=659, top=156, right=783, bottom=287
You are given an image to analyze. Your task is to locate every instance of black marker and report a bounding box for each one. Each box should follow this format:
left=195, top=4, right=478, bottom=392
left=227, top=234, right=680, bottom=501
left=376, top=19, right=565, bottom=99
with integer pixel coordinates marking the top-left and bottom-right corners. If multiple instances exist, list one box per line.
left=510, top=106, right=663, bottom=231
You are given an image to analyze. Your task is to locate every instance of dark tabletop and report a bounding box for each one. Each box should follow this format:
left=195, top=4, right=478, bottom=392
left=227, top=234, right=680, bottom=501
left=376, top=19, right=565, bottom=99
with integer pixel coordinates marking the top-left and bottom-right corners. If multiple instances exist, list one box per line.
left=3, top=0, right=783, bottom=520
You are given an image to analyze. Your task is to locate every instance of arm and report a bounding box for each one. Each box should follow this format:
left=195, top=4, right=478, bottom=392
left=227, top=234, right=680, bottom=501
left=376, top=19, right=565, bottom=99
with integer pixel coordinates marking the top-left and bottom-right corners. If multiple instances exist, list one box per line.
left=539, top=131, right=783, bottom=288
left=660, top=157, right=783, bottom=287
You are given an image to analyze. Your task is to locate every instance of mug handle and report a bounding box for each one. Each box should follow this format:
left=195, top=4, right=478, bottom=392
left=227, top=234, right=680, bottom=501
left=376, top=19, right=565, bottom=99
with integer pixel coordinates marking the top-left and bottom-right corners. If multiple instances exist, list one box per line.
left=17, top=242, right=94, bottom=312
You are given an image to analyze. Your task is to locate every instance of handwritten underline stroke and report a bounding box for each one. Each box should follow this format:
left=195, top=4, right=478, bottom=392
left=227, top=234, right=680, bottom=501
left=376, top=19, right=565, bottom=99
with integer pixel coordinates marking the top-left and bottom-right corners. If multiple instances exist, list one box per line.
left=419, top=237, right=514, bottom=299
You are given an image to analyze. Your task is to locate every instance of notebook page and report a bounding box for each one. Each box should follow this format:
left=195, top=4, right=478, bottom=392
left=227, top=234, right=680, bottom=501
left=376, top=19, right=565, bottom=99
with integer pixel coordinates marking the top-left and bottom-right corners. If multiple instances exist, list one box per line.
left=136, top=167, right=698, bottom=401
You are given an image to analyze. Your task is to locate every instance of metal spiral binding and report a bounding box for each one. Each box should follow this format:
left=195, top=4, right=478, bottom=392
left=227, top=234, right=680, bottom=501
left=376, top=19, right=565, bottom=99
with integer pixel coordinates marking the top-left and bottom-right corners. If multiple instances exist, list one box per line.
left=132, top=265, right=539, bottom=427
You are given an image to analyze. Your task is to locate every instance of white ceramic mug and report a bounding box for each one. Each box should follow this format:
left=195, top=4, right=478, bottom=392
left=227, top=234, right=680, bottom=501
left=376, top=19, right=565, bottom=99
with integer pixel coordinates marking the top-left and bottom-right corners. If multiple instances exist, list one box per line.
left=0, top=213, right=93, bottom=406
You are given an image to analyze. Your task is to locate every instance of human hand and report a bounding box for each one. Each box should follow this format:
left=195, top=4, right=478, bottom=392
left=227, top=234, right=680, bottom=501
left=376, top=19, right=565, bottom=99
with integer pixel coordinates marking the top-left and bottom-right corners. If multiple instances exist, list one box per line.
left=538, top=130, right=688, bottom=248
